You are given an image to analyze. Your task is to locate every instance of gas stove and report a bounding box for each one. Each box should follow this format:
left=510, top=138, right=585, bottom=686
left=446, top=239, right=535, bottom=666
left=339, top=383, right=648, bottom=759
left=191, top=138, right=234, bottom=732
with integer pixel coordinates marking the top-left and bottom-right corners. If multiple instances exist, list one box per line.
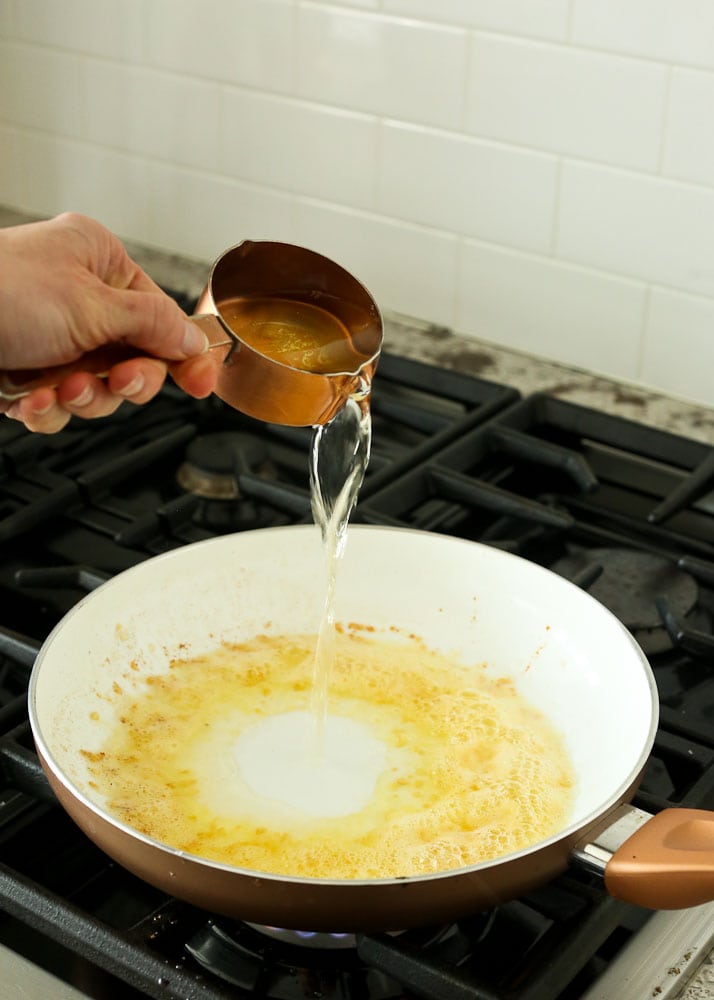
left=1, top=314, right=714, bottom=1000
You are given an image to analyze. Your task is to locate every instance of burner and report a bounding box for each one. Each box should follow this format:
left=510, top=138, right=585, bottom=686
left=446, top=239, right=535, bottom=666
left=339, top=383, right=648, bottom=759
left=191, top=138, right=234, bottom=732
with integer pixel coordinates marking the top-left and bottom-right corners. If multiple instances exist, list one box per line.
left=245, top=924, right=359, bottom=950
left=185, top=920, right=384, bottom=996
left=552, top=547, right=699, bottom=654
left=177, top=432, right=271, bottom=499
left=185, top=918, right=494, bottom=996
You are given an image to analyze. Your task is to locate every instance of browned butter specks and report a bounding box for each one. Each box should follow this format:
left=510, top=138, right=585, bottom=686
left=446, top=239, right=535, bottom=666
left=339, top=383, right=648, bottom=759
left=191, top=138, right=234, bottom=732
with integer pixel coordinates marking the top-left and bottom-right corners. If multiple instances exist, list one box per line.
left=82, top=631, right=575, bottom=879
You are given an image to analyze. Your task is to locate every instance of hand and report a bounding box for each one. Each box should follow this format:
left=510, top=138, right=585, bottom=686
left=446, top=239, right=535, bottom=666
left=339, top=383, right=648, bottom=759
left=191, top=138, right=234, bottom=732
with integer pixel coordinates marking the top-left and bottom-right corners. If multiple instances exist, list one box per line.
left=0, top=212, right=219, bottom=433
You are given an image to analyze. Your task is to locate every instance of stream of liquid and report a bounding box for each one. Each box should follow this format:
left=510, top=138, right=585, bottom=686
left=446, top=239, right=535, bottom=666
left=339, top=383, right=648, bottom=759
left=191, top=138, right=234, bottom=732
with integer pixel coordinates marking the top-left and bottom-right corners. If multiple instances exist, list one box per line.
left=308, top=390, right=372, bottom=751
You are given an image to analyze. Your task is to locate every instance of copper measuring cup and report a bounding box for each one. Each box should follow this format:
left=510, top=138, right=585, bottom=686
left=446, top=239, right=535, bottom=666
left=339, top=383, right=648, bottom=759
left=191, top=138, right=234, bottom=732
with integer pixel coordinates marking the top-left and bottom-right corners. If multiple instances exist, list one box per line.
left=0, top=241, right=383, bottom=427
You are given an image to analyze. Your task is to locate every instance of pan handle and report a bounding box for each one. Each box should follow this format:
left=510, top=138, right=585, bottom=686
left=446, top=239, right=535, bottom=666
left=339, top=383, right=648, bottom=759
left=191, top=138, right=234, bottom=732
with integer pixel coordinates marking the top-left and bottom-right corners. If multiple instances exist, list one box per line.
left=574, top=805, right=714, bottom=910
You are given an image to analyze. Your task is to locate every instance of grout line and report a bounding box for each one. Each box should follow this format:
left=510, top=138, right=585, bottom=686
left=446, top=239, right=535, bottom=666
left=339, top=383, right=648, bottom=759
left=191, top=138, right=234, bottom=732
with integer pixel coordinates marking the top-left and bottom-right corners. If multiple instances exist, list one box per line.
left=566, top=0, right=577, bottom=42
left=460, top=27, right=473, bottom=133
left=657, top=64, right=673, bottom=175
left=637, top=283, right=653, bottom=380
left=373, top=118, right=383, bottom=214
left=550, top=157, right=564, bottom=257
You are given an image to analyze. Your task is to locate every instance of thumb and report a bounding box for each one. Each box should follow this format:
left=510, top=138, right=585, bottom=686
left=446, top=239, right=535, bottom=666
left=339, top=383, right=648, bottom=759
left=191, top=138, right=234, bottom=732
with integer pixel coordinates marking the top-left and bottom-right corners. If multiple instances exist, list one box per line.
left=102, top=286, right=209, bottom=361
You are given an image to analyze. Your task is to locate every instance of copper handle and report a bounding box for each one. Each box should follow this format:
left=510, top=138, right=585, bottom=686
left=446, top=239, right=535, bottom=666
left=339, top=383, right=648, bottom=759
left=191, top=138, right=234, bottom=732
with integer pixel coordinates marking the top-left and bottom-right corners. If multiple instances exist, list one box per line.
left=605, top=808, right=714, bottom=909
left=0, top=314, right=232, bottom=401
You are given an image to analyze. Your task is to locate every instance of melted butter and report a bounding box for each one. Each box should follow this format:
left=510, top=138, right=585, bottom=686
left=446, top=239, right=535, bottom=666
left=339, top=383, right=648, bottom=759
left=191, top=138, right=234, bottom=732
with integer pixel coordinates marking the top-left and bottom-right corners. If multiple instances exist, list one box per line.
left=83, top=632, right=576, bottom=879
left=218, top=296, right=369, bottom=373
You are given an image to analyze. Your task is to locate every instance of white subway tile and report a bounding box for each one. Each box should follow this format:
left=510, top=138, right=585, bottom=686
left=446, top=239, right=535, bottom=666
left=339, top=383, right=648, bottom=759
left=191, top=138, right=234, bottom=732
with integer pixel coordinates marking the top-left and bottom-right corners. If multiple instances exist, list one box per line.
left=145, top=0, right=295, bottom=93
left=384, top=0, right=570, bottom=40
left=83, top=62, right=221, bottom=173
left=296, top=4, right=467, bottom=130
left=295, top=199, right=458, bottom=325
left=12, top=0, right=144, bottom=61
left=465, top=35, right=667, bottom=171
left=663, top=69, right=714, bottom=188
left=20, top=133, right=152, bottom=242
left=558, top=162, right=714, bottom=299
left=0, top=42, right=82, bottom=137
left=456, top=241, right=646, bottom=379
left=572, top=0, right=714, bottom=71
left=377, top=122, right=557, bottom=253
left=147, top=164, right=296, bottom=262
left=643, top=288, right=714, bottom=405
left=221, top=90, right=377, bottom=210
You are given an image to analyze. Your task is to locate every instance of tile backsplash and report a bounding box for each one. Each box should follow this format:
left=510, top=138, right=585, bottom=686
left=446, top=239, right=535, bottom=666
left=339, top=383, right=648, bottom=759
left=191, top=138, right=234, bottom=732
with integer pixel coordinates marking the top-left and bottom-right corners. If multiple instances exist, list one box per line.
left=2, top=0, right=714, bottom=406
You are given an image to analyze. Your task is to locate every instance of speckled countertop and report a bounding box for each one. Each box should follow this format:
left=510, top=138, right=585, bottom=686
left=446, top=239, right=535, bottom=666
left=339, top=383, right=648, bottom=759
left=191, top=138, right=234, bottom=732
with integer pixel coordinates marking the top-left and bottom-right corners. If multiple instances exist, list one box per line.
left=3, top=205, right=714, bottom=445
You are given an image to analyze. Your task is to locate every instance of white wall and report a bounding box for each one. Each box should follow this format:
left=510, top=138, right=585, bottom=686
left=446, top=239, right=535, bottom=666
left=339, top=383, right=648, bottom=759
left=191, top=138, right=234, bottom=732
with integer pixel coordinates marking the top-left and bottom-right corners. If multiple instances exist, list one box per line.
left=2, top=0, right=714, bottom=405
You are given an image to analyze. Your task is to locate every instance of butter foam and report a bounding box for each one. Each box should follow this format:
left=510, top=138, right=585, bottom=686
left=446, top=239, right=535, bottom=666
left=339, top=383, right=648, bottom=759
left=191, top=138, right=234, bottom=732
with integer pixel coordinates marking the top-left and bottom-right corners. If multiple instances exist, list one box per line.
left=81, top=630, right=576, bottom=879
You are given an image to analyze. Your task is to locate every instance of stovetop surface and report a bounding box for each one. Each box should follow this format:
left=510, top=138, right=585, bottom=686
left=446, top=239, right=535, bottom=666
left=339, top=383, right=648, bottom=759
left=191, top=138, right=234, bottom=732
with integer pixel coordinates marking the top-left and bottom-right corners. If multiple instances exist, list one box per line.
left=0, top=340, right=713, bottom=1000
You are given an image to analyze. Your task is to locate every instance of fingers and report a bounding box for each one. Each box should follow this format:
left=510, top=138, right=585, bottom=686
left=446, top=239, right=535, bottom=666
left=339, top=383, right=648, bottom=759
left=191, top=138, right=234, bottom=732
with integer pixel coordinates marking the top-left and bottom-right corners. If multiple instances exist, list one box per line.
left=5, top=378, right=127, bottom=432
left=3, top=353, right=220, bottom=434
left=102, top=285, right=209, bottom=362
left=3, top=359, right=172, bottom=433
left=104, top=358, right=170, bottom=404
left=4, top=388, right=73, bottom=434
left=168, top=352, right=221, bottom=399
left=57, top=359, right=172, bottom=416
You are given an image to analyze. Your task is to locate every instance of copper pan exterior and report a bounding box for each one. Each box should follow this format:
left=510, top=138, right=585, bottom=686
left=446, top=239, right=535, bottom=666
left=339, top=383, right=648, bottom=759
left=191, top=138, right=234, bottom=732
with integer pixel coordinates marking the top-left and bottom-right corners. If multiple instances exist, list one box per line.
left=38, top=744, right=646, bottom=932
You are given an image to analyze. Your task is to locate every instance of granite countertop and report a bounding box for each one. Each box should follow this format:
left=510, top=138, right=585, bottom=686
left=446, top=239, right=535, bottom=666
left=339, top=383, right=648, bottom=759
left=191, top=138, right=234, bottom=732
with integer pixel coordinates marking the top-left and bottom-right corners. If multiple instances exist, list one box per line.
left=3, top=205, right=714, bottom=445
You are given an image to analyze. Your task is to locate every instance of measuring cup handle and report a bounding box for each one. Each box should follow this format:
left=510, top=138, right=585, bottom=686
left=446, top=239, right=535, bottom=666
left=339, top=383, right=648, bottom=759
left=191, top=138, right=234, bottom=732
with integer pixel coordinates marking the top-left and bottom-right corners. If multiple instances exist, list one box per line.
left=0, top=314, right=233, bottom=401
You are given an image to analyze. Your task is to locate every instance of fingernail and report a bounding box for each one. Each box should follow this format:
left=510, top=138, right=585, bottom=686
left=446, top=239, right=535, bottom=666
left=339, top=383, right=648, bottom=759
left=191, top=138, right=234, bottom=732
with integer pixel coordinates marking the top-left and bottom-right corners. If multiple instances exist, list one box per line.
left=117, top=373, right=145, bottom=397
left=30, top=400, right=55, bottom=416
left=67, top=386, right=94, bottom=407
left=182, top=321, right=209, bottom=356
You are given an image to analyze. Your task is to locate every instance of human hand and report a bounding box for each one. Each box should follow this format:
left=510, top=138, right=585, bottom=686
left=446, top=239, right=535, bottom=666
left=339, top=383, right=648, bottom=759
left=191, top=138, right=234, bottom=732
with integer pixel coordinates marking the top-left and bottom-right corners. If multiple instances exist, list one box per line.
left=0, top=212, right=220, bottom=433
